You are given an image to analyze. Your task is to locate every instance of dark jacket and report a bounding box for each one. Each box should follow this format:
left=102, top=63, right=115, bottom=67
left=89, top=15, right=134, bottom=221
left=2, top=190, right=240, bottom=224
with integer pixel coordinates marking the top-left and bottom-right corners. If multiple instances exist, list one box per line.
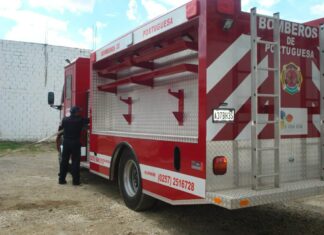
left=59, top=115, right=88, bottom=141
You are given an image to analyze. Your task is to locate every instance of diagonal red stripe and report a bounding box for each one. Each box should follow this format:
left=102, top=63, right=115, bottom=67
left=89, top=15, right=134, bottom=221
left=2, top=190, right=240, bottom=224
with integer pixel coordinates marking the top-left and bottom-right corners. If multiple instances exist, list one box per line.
left=206, top=52, right=251, bottom=117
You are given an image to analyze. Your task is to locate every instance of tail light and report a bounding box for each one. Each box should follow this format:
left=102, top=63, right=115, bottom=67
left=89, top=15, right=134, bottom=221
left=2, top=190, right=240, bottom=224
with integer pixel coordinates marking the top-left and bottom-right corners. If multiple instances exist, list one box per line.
left=213, top=156, right=227, bottom=175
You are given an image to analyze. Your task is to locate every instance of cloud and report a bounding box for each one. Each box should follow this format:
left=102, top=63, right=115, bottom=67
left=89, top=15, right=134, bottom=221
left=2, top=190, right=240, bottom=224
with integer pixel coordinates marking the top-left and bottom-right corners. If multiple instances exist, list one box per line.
left=79, top=26, right=103, bottom=50
left=79, top=27, right=96, bottom=48
left=255, top=0, right=280, bottom=8
left=310, top=3, right=324, bottom=16
left=105, top=12, right=118, bottom=18
left=242, top=0, right=280, bottom=12
left=27, top=0, right=95, bottom=13
left=126, top=0, right=189, bottom=22
left=138, top=0, right=190, bottom=20
left=127, top=0, right=138, bottom=20
left=0, top=0, right=22, bottom=11
left=0, top=8, right=90, bottom=48
left=241, top=0, right=251, bottom=8
left=0, top=0, right=96, bottom=48
left=255, top=8, right=273, bottom=16
left=0, top=10, right=67, bottom=33
left=141, top=0, right=168, bottom=19
left=96, top=21, right=107, bottom=29
left=155, top=0, right=190, bottom=8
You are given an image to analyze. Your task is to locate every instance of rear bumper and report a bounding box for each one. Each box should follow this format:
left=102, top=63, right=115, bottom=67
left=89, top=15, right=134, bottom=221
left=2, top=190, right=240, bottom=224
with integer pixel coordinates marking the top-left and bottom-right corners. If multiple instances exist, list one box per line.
left=206, top=179, right=324, bottom=209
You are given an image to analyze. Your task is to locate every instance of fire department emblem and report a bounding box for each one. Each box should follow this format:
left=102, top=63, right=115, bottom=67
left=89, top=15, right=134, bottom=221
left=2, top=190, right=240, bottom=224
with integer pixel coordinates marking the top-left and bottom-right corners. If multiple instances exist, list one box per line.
left=280, top=62, right=303, bottom=95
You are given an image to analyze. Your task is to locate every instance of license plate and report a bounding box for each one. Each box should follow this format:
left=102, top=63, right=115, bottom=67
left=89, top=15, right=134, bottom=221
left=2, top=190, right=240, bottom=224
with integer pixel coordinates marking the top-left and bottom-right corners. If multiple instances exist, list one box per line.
left=213, top=109, right=235, bottom=122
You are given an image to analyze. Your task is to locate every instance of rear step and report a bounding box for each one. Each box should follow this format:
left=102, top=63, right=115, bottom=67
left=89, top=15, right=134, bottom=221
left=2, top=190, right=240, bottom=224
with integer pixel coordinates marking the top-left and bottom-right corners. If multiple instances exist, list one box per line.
left=206, top=179, right=324, bottom=209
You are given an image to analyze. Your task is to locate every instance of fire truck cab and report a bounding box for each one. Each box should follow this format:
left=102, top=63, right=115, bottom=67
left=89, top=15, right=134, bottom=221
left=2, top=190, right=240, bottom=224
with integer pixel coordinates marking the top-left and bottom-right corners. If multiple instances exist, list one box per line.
left=48, top=57, right=90, bottom=163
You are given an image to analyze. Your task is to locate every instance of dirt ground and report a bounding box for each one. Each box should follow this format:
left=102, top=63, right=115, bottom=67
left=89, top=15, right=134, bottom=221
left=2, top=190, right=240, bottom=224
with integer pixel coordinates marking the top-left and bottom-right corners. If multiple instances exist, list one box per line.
left=1, top=146, right=324, bottom=235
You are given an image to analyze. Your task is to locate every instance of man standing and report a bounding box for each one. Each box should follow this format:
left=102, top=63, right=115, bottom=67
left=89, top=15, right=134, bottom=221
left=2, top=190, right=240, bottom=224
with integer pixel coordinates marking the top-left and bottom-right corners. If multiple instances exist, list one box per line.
left=59, top=106, right=87, bottom=185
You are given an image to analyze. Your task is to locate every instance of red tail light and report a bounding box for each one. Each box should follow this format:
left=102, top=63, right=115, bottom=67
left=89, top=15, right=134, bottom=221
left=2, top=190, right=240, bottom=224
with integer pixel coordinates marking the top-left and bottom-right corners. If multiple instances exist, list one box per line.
left=213, top=156, right=227, bottom=175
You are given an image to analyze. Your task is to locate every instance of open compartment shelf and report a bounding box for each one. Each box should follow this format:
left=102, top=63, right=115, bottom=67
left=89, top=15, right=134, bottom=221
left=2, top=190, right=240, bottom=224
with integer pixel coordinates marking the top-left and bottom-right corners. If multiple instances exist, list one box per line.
left=97, top=63, right=198, bottom=93
left=98, top=58, right=154, bottom=76
left=133, top=41, right=198, bottom=64
left=98, top=78, right=131, bottom=93
left=96, top=39, right=198, bottom=77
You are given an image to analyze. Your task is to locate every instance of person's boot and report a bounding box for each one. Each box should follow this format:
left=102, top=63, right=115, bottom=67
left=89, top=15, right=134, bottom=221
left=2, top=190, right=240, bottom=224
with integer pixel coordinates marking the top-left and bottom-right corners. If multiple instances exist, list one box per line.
left=59, top=179, right=67, bottom=184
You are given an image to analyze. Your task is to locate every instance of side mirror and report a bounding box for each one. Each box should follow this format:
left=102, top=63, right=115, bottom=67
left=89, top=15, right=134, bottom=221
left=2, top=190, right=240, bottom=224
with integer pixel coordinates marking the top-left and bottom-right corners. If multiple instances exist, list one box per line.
left=48, top=92, right=55, bottom=105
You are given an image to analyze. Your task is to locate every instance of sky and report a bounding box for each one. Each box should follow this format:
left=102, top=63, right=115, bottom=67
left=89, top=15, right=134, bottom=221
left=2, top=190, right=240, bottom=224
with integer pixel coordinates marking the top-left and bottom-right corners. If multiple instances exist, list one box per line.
left=0, top=0, right=323, bottom=50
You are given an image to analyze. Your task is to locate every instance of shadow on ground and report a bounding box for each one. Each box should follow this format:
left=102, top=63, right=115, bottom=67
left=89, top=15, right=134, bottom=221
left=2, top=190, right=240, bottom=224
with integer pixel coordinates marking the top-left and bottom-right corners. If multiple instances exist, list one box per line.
left=79, top=170, right=324, bottom=235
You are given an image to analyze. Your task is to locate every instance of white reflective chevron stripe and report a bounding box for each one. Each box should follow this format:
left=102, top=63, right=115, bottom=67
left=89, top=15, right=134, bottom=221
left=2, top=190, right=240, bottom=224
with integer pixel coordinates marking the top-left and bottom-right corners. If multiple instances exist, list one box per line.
left=312, top=61, right=320, bottom=91
left=207, top=34, right=251, bottom=93
left=313, top=114, right=320, bottom=132
left=207, top=56, right=269, bottom=141
left=311, top=62, right=321, bottom=134
left=235, top=114, right=269, bottom=140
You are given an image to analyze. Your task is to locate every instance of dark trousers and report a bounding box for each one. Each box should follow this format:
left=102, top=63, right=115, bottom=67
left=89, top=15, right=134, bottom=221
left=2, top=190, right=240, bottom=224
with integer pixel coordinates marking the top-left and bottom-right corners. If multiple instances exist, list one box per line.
left=59, top=139, right=81, bottom=184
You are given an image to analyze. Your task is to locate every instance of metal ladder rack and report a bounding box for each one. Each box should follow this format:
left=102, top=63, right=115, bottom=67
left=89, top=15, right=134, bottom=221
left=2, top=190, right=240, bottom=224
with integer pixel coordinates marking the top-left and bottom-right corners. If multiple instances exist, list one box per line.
left=320, top=24, right=324, bottom=181
left=250, top=8, right=281, bottom=190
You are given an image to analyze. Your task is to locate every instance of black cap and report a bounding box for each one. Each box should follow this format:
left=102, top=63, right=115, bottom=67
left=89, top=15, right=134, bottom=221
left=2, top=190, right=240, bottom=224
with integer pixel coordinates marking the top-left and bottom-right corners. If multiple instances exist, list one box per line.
left=70, top=106, right=81, bottom=115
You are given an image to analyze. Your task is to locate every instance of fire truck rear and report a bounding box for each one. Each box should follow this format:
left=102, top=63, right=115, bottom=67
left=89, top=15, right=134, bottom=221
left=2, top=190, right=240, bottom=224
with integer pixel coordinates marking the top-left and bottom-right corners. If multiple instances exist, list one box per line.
left=50, top=0, right=324, bottom=211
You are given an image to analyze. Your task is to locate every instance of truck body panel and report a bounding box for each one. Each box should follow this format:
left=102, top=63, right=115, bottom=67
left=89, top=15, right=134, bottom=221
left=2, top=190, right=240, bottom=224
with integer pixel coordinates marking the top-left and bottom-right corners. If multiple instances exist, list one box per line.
left=58, top=0, right=324, bottom=209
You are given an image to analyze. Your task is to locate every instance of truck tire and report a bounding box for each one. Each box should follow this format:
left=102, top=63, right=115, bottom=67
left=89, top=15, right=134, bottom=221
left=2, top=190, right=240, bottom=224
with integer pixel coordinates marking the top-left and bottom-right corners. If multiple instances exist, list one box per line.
left=118, top=150, right=156, bottom=211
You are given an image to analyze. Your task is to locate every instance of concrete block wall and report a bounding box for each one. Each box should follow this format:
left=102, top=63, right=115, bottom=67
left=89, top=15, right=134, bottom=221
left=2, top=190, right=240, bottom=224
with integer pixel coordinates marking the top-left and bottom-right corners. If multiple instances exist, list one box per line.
left=0, top=40, right=91, bottom=141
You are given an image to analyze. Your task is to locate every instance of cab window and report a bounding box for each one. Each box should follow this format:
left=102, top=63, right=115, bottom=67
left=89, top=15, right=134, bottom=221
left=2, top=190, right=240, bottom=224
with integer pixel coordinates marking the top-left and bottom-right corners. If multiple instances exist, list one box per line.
left=65, top=75, right=72, bottom=100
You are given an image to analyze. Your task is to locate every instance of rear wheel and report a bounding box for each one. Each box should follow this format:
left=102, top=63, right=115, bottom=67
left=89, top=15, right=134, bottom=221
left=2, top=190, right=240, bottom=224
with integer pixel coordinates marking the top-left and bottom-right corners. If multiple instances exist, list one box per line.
left=118, top=150, right=156, bottom=211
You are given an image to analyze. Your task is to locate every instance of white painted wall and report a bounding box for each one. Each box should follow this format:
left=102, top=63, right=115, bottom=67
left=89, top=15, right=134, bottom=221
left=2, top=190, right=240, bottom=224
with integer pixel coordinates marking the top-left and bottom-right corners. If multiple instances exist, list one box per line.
left=0, top=40, right=91, bottom=141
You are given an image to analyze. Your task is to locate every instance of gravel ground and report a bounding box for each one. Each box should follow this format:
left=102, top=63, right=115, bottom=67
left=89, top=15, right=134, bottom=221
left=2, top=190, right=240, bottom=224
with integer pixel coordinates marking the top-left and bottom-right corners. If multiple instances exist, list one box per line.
left=1, top=147, right=324, bottom=235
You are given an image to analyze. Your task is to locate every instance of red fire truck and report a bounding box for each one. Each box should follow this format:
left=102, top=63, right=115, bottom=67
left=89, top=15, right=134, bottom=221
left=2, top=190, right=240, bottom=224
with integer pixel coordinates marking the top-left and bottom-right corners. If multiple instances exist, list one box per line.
left=49, top=0, right=324, bottom=211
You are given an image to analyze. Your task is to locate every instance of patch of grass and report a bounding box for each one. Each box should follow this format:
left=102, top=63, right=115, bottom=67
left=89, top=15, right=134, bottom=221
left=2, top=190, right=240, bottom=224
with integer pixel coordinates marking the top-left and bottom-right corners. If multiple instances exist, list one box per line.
left=30, top=142, right=57, bottom=152
left=0, top=142, right=26, bottom=152
left=0, top=141, right=56, bottom=156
